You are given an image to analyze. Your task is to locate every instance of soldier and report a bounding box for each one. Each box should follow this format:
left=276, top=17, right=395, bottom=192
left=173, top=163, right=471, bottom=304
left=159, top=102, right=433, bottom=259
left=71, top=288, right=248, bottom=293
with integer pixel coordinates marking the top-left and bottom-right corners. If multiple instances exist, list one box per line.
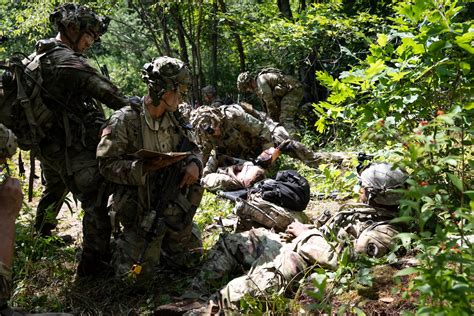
left=190, top=104, right=335, bottom=183
left=30, top=3, right=131, bottom=276
left=0, top=124, right=22, bottom=315
left=201, top=85, right=233, bottom=107
left=237, top=69, right=304, bottom=137
left=157, top=163, right=408, bottom=313
left=96, top=57, right=204, bottom=278
left=0, top=124, right=71, bottom=316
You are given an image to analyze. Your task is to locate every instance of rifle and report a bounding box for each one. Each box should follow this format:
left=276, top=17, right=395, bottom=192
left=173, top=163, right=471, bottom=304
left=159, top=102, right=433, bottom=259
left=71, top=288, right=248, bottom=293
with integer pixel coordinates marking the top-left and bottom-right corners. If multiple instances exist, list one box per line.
left=130, top=136, right=196, bottom=277
left=310, top=191, right=340, bottom=200
left=131, top=162, right=186, bottom=277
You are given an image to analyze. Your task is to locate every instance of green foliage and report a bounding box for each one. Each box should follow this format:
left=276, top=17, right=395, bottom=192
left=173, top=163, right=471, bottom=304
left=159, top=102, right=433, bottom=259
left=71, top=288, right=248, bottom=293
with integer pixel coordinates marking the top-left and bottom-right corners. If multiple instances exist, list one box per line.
left=317, top=0, right=473, bottom=313
left=316, top=0, right=473, bottom=135
left=2, top=0, right=473, bottom=314
left=240, top=291, right=294, bottom=315
left=194, top=191, right=234, bottom=232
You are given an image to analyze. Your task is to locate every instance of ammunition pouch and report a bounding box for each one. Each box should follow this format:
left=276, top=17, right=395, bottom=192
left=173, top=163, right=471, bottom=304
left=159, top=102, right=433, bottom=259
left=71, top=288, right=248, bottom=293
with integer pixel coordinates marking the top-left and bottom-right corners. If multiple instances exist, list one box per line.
left=108, top=185, right=142, bottom=230
left=234, top=194, right=308, bottom=232
left=162, top=184, right=204, bottom=231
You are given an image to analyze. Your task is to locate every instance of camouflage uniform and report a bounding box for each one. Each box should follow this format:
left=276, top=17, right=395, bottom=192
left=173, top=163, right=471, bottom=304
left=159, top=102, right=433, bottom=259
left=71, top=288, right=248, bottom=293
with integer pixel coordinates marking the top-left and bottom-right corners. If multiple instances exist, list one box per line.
left=0, top=124, right=16, bottom=308
left=188, top=163, right=407, bottom=311
left=241, top=102, right=347, bottom=165
left=201, top=85, right=233, bottom=108
left=191, top=105, right=330, bottom=186
left=238, top=70, right=303, bottom=136
left=191, top=104, right=274, bottom=175
left=0, top=124, right=17, bottom=159
left=32, top=37, right=129, bottom=269
left=97, top=57, right=204, bottom=278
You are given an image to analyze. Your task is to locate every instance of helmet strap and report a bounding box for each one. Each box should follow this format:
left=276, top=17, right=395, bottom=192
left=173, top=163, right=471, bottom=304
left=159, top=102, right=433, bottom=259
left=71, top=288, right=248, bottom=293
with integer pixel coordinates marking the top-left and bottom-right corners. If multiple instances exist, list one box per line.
left=149, top=87, right=165, bottom=107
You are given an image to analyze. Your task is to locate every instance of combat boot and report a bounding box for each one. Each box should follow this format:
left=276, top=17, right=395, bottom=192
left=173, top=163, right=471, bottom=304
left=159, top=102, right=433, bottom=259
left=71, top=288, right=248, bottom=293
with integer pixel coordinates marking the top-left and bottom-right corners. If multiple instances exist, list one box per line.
left=76, top=249, right=113, bottom=278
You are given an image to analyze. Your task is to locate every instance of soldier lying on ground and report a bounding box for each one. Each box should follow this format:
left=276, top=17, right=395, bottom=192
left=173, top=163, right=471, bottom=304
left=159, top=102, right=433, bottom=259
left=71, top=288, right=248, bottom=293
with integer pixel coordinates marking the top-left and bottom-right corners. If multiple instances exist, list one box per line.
left=155, top=162, right=408, bottom=314
left=0, top=125, right=71, bottom=316
left=190, top=104, right=342, bottom=192
left=97, top=57, right=204, bottom=278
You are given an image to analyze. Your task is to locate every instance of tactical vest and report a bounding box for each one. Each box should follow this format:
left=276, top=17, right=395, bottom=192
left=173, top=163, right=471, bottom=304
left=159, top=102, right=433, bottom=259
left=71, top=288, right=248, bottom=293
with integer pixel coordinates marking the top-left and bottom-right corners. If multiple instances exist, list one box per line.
left=257, top=68, right=302, bottom=95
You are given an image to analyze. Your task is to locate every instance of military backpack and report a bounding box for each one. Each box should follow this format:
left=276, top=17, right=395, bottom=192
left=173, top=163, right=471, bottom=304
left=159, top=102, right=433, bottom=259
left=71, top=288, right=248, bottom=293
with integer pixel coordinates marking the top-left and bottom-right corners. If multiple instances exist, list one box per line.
left=0, top=48, right=58, bottom=150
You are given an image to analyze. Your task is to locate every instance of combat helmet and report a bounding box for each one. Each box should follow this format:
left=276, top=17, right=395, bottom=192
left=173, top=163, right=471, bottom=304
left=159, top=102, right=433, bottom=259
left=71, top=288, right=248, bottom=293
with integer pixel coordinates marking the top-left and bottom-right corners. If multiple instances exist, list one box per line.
left=50, top=3, right=110, bottom=40
left=359, top=163, right=408, bottom=206
left=142, top=56, right=191, bottom=104
left=201, top=85, right=217, bottom=98
left=190, top=106, right=223, bottom=144
left=237, top=71, right=254, bottom=93
left=0, top=124, right=18, bottom=158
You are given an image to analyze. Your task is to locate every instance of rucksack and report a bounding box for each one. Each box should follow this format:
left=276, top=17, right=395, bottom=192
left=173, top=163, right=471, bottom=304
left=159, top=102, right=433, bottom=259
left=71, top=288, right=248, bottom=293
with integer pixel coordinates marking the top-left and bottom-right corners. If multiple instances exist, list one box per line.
left=250, top=170, right=310, bottom=212
left=0, top=50, right=57, bottom=150
left=258, top=67, right=283, bottom=76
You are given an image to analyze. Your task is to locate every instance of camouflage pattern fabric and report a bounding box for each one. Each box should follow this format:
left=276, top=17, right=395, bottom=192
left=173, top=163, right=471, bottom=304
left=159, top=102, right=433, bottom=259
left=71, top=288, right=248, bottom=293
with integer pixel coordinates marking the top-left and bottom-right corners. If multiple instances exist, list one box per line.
left=177, top=102, right=194, bottom=123
left=0, top=124, right=17, bottom=159
left=192, top=203, right=399, bottom=311
left=97, top=103, right=204, bottom=278
left=0, top=261, right=11, bottom=307
left=191, top=105, right=274, bottom=172
left=192, top=104, right=343, bottom=174
left=234, top=194, right=309, bottom=232
left=242, top=104, right=347, bottom=167
left=200, top=162, right=265, bottom=191
left=33, top=38, right=129, bottom=264
left=188, top=228, right=285, bottom=296
left=360, top=162, right=408, bottom=206
left=49, top=3, right=109, bottom=38
left=255, top=71, right=303, bottom=137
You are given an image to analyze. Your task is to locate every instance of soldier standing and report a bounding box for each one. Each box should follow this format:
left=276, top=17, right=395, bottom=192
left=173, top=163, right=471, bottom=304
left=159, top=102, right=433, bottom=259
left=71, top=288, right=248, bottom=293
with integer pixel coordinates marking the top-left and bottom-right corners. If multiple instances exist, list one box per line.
left=31, top=3, right=131, bottom=276
left=97, top=57, right=204, bottom=278
left=237, top=69, right=304, bottom=137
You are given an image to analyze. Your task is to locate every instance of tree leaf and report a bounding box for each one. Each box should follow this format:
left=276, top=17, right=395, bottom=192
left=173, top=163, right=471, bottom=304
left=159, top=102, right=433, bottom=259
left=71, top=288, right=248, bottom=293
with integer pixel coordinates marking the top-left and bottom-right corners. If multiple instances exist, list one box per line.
left=366, top=59, right=386, bottom=79
left=455, top=32, right=474, bottom=54
left=447, top=173, right=463, bottom=192
left=395, top=267, right=418, bottom=277
left=377, top=33, right=388, bottom=47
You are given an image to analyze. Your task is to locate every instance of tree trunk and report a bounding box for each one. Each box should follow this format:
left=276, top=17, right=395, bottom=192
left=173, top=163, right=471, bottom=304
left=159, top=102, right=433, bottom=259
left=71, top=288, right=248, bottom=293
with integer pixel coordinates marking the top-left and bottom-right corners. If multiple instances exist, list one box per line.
left=131, top=1, right=163, bottom=55
left=277, top=0, right=293, bottom=21
left=169, top=4, right=189, bottom=65
left=157, top=4, right=172, bottom=56
left=210, top=0, right=219, bottom=88
left=218, top=0, right=245, bottom=72
left=299, top=0, right=306, bottom=12
left=170, top=3, right=202, bottom=106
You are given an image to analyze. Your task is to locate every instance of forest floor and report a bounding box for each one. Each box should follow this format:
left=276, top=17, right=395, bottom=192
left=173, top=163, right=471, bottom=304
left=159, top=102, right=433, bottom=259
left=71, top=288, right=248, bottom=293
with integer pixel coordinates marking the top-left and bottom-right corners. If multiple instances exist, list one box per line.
left=10, top=160, right=416, bottom=315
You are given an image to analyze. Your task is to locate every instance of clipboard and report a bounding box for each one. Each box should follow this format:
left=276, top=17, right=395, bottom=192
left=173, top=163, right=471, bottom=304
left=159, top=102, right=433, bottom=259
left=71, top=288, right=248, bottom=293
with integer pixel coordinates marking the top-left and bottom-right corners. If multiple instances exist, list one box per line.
left=133, top=149, right=192, bottom=160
